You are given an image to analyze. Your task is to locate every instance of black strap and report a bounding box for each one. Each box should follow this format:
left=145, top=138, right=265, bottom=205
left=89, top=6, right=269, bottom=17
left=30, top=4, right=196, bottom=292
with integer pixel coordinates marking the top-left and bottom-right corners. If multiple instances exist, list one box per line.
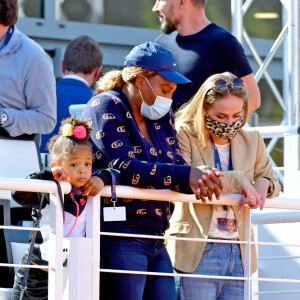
left=54, top=180, right=65, bottom=223
left=19, top=181, right=65, bottom=299
left=19, top=194, right=45, bottom=299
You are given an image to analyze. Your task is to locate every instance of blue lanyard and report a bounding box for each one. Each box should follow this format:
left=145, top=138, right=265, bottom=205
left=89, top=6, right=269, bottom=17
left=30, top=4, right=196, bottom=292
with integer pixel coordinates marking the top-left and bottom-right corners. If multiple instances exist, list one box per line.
left=211, top=139, right=233, bottom=171
left=0, top=26, right=14, bottom=51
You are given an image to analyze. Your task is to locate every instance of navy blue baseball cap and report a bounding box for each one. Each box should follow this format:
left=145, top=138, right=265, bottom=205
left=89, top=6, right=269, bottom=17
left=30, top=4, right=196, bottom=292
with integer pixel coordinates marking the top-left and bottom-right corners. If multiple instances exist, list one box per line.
left=125, top=41, right=192, bottom=86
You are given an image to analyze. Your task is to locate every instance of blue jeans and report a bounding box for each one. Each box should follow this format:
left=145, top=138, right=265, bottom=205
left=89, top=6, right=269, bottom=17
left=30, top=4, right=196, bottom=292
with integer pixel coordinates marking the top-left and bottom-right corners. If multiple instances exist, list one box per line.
left=100, top=225, right=176, bottom=300
left=175, top=242, right=244, bottom=300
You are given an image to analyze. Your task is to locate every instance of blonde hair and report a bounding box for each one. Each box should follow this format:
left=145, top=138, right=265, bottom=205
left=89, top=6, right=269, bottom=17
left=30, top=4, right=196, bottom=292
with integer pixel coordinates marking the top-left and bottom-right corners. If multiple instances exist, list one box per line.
left=95, top=67, right=157, bottom=95
left=175, top=72, right=249, bottom=148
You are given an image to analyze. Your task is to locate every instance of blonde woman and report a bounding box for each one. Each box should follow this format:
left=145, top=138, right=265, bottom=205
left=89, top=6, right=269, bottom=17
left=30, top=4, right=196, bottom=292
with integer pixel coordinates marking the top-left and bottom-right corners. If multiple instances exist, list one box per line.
left=168, top=72, right=281, bottom=300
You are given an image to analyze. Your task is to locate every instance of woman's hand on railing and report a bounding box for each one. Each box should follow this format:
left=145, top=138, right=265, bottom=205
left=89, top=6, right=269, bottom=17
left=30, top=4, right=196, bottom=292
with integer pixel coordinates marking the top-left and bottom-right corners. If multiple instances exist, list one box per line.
left=239, top=176, right=262, bottom=213
left=253, top=177, right=269, bottom=210
left=189, top=166, right=224, bottom=202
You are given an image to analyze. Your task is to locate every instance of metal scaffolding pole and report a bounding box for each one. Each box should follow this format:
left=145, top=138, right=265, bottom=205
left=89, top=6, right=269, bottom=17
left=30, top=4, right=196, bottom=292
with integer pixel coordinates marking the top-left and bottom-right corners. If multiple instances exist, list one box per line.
left=231, top=0, right=300, bottom=191
left=284, top=0, right=300, bottom=192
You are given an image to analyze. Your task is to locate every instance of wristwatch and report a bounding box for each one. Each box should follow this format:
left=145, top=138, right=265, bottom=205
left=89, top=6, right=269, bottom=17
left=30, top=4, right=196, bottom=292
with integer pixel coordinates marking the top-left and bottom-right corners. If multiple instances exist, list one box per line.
left=263, top=177, right=274, bottom=196
left=0, top=109, right=8, bottom=126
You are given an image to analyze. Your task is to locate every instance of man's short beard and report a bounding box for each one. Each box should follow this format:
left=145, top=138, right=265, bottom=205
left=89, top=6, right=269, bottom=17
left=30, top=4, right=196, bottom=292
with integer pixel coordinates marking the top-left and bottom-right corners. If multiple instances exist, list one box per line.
left=160, top=20, right=176, bottom=34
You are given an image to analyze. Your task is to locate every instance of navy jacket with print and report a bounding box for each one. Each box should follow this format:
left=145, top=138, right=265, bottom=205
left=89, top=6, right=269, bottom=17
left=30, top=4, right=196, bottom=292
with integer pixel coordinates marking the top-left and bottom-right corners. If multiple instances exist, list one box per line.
left=84, top=88, right=192, bottom=233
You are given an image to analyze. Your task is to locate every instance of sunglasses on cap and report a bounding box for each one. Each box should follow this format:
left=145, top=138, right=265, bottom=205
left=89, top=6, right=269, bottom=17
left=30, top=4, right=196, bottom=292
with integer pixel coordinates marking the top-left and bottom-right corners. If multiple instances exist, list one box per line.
left=210, top=78, right=245, bottom=94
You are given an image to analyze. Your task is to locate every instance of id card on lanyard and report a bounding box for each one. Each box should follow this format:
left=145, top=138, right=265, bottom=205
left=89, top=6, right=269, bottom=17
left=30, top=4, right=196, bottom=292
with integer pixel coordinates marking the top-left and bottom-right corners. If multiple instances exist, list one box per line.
left=103, top=170, right=126, bottom=222
left=0, top=26, right=14, bottom=51
left=211, top=138, right=237, bottom=232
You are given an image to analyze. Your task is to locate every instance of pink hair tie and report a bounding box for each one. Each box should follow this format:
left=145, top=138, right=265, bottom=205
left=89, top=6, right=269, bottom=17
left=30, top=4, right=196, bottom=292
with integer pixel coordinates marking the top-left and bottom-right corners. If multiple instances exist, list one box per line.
left=73, top=125, right=87, bottom=139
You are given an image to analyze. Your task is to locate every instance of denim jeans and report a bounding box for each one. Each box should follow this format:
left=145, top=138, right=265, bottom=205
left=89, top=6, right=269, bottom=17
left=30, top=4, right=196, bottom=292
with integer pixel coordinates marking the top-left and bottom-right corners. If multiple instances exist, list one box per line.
left=100, top=225, right=176, bottom=300
left=175, top=241, right=244, bottom=300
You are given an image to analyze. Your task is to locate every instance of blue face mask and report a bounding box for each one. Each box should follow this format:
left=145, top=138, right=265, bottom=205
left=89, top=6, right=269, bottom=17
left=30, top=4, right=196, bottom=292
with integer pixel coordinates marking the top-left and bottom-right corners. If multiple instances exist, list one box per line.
left=139, top=77, right=173, bottom=120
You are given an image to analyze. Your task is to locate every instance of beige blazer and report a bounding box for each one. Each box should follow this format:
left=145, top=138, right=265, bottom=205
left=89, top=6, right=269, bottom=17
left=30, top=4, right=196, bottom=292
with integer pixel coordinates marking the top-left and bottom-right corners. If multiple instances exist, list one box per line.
left=167, top=128, right=281, bottom=274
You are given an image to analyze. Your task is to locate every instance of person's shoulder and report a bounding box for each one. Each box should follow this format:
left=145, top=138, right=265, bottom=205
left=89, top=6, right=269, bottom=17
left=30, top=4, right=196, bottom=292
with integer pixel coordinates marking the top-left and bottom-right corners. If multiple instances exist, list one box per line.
left=57, top=77, right=90, bottom=89
left=26, top=169, right=53, bottom=180
left=15, top=28, right=51, bottom=62
left=155, top=32, right=178, bottom=45
left=176, top=124, right=198, bottom=141
left=237, top=128, right=261, bottom=143
left=56, top=78, right=93, bottom=101
left=207, top=23, right=231, bottom=36
left=17, top=30, right=45, bottom=54
left=87, top=89, right=124, bottom=106
left=205, top=23, right=237, bottom=43
left=84, top=89, right=128, bottom=117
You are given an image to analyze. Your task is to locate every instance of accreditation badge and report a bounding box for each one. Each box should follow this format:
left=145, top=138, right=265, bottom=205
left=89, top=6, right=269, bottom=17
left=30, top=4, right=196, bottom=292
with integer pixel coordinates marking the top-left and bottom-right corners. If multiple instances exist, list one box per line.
left=217, top=218, right=237, bottom=232
left=103, top=206, right=126, bottom=222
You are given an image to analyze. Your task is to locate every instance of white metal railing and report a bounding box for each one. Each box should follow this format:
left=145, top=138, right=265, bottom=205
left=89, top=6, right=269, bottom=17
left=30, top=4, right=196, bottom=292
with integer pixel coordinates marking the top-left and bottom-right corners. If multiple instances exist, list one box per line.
left=1, top=178, right=300, bottom=299
left=0, top=177, right=70, bottom=299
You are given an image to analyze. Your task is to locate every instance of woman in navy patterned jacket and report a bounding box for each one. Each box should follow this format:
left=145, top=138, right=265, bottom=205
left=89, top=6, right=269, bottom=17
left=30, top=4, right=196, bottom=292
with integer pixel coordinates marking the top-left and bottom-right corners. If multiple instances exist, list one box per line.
left=83, top=41, right=223, bottom=300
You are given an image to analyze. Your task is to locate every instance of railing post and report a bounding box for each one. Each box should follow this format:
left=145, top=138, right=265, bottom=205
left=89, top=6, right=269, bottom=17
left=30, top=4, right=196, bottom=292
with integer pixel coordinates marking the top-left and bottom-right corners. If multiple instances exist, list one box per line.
left=86, top=194, right=101, bottom=299
left=48, top=190, right=65, bottom=299
left=243, top=207, right=251, bottom=300
left=231, top=0, right=243, bottom=43
left=251, top=223, right=259, bottom=300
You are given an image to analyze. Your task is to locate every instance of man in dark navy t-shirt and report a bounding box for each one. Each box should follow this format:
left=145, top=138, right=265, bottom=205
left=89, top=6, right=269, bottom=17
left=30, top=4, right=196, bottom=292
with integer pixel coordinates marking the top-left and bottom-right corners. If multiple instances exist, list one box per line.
left=153, top=0, right=260, bottom=112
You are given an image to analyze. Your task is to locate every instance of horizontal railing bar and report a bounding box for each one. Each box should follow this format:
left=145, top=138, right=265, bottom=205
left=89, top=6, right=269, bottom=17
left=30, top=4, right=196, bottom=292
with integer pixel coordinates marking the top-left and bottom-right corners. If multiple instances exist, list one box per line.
left=251, top=277, right=300, bottom=284
left=0, top=263, right=49, bottom=269
left=256, top=290, right=300, bottom=295
left=99, top=268, right=247, bottom=280
left=100, top=186, right=300, bottom=210
left=100, top=269, right=300, bottom=284
left=1, top=178, right=299, bottom=210
left=0, top=177, right=71, bottom=194
left=273, top=167, right=284, bottom=171
left=100, top=232, right=300, bottom=247
left=0, top=225, right=52, bottom=232
left=250, top=125, right=300, bottom=138
left=100, top=231, right=247, bottom=244
left=100, top=186, right=243, bottom=204
left=259, top=256, right=300, bottom=260
left=252, top=211, right=300, bottom=224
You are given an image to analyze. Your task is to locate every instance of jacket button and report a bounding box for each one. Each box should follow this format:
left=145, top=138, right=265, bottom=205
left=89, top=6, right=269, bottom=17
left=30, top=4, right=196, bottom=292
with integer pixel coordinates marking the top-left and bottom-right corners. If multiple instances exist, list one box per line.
left=158, top=150, right=162, bottom=155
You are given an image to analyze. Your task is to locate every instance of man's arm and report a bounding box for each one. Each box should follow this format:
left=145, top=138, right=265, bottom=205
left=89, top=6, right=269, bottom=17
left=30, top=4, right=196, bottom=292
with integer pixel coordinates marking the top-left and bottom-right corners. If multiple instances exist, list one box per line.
left=3, top=50, right=56, bottom=137
left=241, top=73, right=261, bottom=113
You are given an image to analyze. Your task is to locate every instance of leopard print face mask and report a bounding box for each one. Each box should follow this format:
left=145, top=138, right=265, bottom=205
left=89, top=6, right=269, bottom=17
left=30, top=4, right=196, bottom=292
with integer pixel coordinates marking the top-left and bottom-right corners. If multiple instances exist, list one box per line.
left=205, top=114, right=244, bottom=139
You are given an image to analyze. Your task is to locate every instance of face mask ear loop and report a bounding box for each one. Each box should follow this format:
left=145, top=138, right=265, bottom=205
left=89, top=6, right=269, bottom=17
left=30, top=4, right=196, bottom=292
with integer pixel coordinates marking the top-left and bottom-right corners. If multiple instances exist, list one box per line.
left=144, top=77, right=157, bottom=97
left=139, top=88, right=145, bottom=104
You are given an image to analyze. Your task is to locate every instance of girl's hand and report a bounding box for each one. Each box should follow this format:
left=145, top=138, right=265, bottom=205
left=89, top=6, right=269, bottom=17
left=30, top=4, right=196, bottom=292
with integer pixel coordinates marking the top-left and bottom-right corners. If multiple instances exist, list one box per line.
left=51, top=167, right=68, bottom=182
left=238, top=176, right=261, bottom=213
left=81, top=176, right=104, bottom=197
left=253, top=177, right=270, bottom=211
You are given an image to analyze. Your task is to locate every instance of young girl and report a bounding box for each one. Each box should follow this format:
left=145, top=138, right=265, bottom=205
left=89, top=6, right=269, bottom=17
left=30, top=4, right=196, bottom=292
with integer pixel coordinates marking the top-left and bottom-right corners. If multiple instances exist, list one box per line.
left=167, top=72, right=281, bottom=300
left=11, top=116, right=120, bottom=300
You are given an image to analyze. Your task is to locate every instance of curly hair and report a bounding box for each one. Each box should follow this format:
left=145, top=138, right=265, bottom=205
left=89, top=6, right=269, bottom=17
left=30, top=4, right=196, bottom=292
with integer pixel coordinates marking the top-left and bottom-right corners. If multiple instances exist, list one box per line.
left=175, top=72, right=248, bottom=148
left=0, top=0, right=18, bottom=26
left=95, top=67, right=157, bottom=95
left=47, top=116, right=94, bottom=163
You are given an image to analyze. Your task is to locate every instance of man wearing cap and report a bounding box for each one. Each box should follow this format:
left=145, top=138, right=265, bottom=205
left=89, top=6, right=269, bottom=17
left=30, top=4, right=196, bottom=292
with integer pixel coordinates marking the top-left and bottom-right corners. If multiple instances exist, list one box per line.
left=83, top=41, right=224, bottom=300
left=153, top=0, right=260, bottom=113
